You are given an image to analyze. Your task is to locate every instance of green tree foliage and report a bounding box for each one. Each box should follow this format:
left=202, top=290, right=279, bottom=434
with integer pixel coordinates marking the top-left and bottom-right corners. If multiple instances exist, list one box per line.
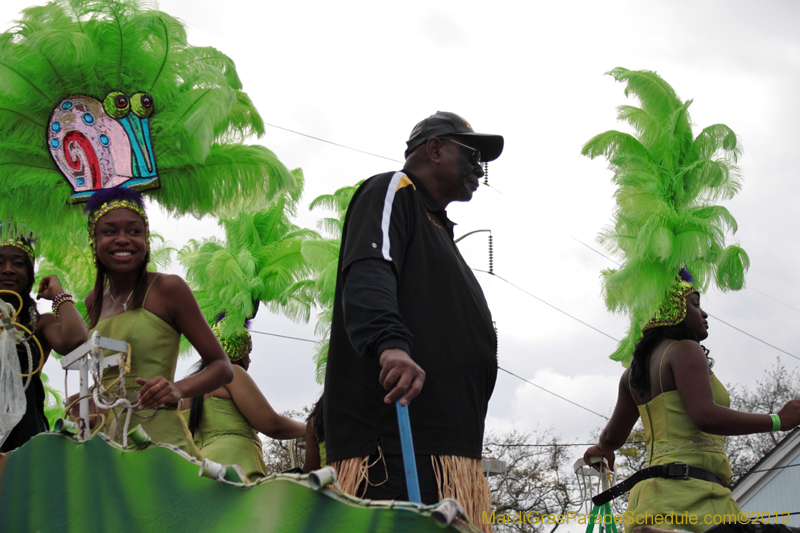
left=583, top=68, right=749, bottom=365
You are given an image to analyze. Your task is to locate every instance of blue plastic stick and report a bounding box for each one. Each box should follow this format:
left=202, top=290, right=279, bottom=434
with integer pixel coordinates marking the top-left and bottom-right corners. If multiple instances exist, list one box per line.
left=396, top=400, right=421, bottom=503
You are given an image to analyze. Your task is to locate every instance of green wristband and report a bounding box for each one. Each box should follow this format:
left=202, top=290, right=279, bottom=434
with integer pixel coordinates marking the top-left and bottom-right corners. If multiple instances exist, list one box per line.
left=770, top=413, right=781, bottom=432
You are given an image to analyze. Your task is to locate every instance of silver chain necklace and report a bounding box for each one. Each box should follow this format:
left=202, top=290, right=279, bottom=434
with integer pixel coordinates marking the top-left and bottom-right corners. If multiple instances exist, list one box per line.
left=106, top=286, right=134, bottom=312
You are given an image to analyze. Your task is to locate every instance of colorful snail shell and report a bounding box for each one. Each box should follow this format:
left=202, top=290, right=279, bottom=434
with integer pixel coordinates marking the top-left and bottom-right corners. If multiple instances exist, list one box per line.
left=47, top=91, right=160, bottom=203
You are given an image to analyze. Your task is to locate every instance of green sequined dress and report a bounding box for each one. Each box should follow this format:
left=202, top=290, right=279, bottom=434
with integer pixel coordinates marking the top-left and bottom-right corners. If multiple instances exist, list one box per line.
left=625, top=354, right=741, bottom=532
left=193, top=397, right=267, bottom=480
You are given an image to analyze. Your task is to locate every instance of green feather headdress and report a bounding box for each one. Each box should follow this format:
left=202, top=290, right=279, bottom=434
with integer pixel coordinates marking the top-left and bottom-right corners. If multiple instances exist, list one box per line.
left=582, top=68, right=750, bottom=365
left=0, top=0, right=301, bottom=250
left=179, top=192, right=320, bottom=344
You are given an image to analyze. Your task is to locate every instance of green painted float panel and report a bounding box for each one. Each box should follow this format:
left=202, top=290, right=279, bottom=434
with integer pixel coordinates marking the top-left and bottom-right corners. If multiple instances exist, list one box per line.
left=0, top=434, right=471, bottom=533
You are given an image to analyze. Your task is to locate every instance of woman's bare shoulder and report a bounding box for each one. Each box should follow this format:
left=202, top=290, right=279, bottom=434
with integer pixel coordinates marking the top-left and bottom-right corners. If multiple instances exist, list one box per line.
left=664, top=340, right=710, bottom=376
left=665, top=339, right=706, bottom=360
left=148, top=272, right=192, bottom=298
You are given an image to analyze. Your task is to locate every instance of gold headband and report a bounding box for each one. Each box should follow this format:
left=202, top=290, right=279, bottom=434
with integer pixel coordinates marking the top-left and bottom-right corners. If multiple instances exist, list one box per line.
left=0, top=239, right=35, bottom=263
left=87, top=200, right=150, bottom=265
left=643, top=279, right=696, bottom=332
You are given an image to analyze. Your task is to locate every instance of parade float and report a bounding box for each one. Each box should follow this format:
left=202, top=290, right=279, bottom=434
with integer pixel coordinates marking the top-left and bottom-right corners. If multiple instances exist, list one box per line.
left=0, top=1, right=478, bottom=530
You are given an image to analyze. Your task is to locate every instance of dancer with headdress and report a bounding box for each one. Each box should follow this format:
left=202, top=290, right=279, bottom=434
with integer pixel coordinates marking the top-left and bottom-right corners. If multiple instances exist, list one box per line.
left=584, top=270, right=800, bottom=531
left=0, top=0, right=304, bottom=453
left=186, top=320, right=305, bottom=480
left=1, top=231, right=87, bottom=452
left=581, top=68, right=800, bottom=531
left=178, top=198, right=318, bottom=478
left=0, top=0, right=302, bottom=286
left=83, top=188, right=232, bottom=456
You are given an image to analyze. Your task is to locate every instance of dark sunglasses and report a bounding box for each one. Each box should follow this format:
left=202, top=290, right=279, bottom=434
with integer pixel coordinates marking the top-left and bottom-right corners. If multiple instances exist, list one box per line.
left=443, top=138, right=482, bottom=165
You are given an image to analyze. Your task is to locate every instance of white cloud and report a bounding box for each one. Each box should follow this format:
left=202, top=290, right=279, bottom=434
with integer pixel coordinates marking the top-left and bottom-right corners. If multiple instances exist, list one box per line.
left=502, top=368, right=618, bottom=443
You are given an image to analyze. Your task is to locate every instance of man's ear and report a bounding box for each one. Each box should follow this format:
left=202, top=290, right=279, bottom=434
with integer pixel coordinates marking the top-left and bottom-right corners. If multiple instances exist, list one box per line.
left=426, top=137, right=444, bottom=164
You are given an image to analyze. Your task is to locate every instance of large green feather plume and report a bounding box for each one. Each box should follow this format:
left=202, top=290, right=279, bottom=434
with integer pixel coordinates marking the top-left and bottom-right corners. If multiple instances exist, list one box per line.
left=179, top=194, right=320, bottom=349
left=583, top=68, right=749, bottom=365
left=0, top=0, right=300, bottom=251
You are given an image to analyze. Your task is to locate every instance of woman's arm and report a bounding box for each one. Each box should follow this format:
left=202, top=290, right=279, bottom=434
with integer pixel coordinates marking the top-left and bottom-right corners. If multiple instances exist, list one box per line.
left=584, top=370, right=640, bottom=471
left=36, top=275, right=88, bottom=355
left=137, top=274, right=233, bottom=409
left=671, top=340, right=800, bottom=434
left=227, top=365, right=305, bottom=439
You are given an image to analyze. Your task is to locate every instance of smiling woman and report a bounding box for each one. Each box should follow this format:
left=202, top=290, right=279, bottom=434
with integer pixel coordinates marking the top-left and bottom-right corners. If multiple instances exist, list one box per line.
left=77, top=188, right=233, bottom=457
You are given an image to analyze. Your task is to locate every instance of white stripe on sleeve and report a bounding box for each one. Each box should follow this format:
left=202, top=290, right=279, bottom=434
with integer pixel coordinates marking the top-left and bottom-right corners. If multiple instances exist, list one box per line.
left=380, top=172, right=406, bottom=261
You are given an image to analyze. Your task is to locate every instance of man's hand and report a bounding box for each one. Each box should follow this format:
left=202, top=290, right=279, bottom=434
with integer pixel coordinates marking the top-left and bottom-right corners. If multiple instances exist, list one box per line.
left=379, top=349, right=425, bottom=406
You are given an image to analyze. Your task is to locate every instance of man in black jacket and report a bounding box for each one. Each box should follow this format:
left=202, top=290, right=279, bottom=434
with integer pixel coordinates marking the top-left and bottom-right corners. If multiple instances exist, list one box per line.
left=324, top=111, right=503, bottom=531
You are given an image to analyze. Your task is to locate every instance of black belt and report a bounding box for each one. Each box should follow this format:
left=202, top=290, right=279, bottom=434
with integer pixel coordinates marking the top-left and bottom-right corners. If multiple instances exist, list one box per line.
left=592, top=463, right=723, bottom=506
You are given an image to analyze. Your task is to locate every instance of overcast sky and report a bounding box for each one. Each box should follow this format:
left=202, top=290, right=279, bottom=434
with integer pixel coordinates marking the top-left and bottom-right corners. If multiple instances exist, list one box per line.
left=3, top=0, right=800, bottom=452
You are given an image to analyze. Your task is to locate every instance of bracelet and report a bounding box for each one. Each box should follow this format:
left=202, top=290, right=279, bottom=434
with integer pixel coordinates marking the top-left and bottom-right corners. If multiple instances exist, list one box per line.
left=52, top=292, right=75, bottom=318
left=770, top=413, right=781, bottom=432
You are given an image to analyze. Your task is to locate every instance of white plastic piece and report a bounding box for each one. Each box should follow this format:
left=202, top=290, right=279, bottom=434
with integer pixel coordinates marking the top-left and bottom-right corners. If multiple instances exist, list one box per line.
left=61, top=331, right=128, bottom=441
left=573, top=456, right=608, bottom=477
left=432, top=498, right=463, bottom=528
left=53, top=418, right=80, bottom=435
left=573, top=455, right=616, bottom=515
left=308, top=466, right=337, bottom=491
left=199, top=458, right=225, bottom=480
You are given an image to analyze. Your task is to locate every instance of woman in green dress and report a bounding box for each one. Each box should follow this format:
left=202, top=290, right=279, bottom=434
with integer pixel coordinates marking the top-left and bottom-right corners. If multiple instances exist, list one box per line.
left=83, top=188, right=233, bottom=456
left=584, top=270, right=800, bottom=533
left=187, top=322, right=305, bottom=480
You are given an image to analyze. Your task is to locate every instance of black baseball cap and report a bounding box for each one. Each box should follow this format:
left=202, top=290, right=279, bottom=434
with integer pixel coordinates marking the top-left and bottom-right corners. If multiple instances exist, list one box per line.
left=404, top=111, right=504, bottom=161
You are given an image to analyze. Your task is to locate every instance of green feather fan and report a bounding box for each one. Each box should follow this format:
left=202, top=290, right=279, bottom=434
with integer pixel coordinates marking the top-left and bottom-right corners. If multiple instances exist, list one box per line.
left=582, top=68, right=749, bottom=366
left=0, top=0, right=301, bottom=249
left=178, top=192, right=320, bottom=355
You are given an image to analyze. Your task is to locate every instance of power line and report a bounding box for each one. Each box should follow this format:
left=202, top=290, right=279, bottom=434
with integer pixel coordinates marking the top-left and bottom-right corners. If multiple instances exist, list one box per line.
left=265, top=117, right=799, bottom=320
left=252, top=329, right=609, bottom=421
left=474, top=218, right=800, bottom=357
left=250, top=329, right=318, bottom=343
left=264, top=122, right=403, bottom=163
left=748, top=287, right=800, bottom=314
left=745, top=462, right=800, bottom=475
left=485, top=442, right=645, bottom=448
left=706, top=314, right=799, bottom=361
left=498, top=367, right=609, bottom=420
left=475, top=269, right=619, bottom=344
left=476, top=264, right=800, bottom=362
left=252, top=122, right=800, bottom=388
